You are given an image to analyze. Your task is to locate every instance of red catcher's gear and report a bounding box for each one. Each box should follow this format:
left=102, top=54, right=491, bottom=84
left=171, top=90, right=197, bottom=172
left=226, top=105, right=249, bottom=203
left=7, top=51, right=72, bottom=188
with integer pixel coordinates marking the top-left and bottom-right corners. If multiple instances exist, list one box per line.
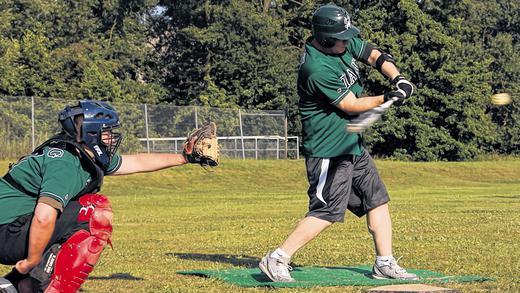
left=44, top=194, right=113, bottom=293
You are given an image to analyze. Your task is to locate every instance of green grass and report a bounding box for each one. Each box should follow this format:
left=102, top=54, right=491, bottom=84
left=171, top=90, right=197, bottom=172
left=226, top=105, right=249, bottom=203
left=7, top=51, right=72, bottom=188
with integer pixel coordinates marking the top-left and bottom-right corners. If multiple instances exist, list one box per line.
left=1, top=159, right=519, bottom=292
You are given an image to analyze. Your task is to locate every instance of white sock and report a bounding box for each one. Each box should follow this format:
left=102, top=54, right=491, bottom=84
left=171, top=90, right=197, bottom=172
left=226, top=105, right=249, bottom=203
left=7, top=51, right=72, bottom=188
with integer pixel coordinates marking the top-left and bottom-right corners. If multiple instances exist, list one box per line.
left=271, top=248, right=290, bottom=260
left=376, top=255, right=394, bottom=266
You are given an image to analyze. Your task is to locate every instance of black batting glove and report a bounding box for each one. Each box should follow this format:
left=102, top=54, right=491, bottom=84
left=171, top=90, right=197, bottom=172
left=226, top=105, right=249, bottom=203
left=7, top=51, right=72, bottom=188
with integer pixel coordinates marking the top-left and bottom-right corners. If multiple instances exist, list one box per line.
left=383, top=90, right=406, bottom=105
left=391, top=75, right=414, bottom=99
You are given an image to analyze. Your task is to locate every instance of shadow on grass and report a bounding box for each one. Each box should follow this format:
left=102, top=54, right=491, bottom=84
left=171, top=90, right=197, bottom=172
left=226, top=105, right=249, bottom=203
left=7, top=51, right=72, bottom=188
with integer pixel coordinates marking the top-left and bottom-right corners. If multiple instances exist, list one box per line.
left=89, top=273, right=144, bottom=280
left=167, top=252, right=260, bottom=268
left=250, top=273, right=272, bottom=283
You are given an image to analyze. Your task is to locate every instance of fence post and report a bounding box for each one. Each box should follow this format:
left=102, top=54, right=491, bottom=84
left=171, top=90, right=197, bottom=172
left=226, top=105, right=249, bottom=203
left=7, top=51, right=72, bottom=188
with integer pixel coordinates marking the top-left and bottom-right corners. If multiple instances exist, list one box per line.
left=296, top=136, right=300, bottom=160
left=194, top=106, right=198, bottom=129
left=234, top=138, right=238, bottom=159
left=255, top=138, right=258, bottom=160
left=276, top=137, right=280, bottom=160
left=239, top=109, right=245, bottom=160
left=144, top=104, right=150, bottom=153
left=31, top=96, right=35, bottom=150
left=284, top=106, right=288, bottom=159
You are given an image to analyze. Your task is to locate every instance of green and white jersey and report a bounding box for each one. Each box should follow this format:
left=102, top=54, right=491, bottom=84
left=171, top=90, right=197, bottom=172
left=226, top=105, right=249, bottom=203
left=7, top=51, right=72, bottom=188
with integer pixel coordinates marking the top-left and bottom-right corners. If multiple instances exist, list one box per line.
left=298, top=37, right=370, bottom=158
left=0, top=147, right=122, bottom=225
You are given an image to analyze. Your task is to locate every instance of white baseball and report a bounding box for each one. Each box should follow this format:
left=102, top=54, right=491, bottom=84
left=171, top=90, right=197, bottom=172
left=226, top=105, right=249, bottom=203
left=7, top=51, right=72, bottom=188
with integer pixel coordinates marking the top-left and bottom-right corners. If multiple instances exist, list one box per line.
left=491, top=93, right=512, bottom=106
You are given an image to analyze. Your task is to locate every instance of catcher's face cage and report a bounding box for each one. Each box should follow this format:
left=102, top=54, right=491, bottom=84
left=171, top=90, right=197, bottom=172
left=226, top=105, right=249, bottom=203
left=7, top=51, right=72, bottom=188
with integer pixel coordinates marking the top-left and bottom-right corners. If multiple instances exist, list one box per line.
left=312, top=4, right=360, bottom=47
left=59, top=100, right=123, bottom=171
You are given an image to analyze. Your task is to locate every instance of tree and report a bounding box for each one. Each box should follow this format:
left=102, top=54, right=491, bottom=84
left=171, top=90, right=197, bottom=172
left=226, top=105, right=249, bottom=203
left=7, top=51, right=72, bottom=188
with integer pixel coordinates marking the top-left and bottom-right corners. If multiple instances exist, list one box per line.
left=0, top=0, right=165, bottom=103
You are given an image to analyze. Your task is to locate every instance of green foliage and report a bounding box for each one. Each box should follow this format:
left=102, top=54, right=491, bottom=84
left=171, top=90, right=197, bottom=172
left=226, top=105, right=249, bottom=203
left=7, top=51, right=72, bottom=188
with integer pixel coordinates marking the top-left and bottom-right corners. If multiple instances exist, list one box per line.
left=150, top=1, right=300, bottom=112
left=0, top=0, right=165, bottom=103
left=0, top=0, right=518, bottom=160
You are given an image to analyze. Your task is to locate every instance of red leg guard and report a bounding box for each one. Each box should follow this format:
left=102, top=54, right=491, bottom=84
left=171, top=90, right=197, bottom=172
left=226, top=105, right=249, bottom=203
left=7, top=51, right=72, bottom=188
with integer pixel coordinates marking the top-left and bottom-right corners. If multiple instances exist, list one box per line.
left=44, top=194, right=113, bottom=293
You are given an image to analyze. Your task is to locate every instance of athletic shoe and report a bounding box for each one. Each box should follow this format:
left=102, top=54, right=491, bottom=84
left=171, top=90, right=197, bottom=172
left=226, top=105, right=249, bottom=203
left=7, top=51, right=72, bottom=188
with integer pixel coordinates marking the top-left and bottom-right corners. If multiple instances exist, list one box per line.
left=371, top=257, right=419, bottom=280
left=258, top=252, right=295, bottom=282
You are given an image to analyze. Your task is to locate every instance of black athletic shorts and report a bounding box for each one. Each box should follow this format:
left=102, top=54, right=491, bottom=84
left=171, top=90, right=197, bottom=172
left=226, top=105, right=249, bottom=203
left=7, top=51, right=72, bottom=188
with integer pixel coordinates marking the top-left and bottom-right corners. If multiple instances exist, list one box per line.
left=305, top=149, right=390, bottom=222
left=0, top=200, right=89, bottom=265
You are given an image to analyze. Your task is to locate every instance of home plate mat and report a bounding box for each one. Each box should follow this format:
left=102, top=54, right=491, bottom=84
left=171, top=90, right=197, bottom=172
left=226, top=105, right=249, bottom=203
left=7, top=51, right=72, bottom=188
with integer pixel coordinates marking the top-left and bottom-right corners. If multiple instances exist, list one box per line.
left=178, top=265, right=492, bottom=288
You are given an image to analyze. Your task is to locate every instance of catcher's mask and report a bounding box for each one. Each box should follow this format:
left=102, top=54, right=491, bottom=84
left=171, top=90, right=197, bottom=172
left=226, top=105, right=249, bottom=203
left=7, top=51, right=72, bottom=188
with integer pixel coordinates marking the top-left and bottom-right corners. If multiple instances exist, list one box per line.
left=312, top=4, right=360, bottom=48
left=59, top=100, right=122, bottom=171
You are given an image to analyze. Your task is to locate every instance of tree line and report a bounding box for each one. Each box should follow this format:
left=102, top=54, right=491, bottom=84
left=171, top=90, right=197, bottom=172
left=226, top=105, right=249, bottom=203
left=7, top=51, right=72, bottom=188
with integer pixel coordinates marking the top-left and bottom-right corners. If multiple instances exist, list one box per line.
left=0, top=0, right=518, bottom=160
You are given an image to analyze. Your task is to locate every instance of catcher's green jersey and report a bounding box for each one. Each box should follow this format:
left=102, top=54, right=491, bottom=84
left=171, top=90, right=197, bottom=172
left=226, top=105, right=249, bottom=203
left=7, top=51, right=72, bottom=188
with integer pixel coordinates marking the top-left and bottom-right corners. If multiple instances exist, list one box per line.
left=298, top=37, right=369, bottom=157
left=0, top=147, right=121, bottom=225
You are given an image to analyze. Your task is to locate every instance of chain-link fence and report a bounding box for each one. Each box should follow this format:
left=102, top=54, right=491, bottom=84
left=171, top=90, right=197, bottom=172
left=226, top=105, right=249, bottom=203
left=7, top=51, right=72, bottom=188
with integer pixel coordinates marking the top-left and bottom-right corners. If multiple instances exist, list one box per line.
left=0, top=96, right=299, bottom=160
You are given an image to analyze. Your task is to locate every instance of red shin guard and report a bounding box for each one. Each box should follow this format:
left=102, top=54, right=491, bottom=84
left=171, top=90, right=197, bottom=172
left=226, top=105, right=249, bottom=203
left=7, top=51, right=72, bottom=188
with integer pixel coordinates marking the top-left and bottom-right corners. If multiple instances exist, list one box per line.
left=44, top=194, right=113, bottom=293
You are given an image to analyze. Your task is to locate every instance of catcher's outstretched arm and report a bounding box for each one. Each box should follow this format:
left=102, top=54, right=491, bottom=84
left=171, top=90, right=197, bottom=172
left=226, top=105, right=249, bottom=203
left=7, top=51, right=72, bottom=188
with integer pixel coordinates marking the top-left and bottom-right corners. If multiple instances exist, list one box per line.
left=113, top=153, right=187, bottom=175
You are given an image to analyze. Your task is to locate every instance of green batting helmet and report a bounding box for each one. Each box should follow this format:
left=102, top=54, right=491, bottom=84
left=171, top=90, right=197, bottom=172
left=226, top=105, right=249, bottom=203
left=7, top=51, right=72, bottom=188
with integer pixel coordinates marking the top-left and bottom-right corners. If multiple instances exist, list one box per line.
left=312, top=4, right=360, bottom=47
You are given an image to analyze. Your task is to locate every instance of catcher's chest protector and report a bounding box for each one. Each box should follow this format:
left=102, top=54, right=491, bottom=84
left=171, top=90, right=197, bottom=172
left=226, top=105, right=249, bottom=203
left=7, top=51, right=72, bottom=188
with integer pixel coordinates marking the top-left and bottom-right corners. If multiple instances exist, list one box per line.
left=44, top=194, right=113, bottom=293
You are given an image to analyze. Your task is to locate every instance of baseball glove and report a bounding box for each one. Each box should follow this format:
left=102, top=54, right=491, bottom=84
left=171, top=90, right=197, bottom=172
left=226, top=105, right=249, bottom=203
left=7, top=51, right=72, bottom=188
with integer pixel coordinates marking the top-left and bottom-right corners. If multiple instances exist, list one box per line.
left=183, top=122, right=220, bottom=167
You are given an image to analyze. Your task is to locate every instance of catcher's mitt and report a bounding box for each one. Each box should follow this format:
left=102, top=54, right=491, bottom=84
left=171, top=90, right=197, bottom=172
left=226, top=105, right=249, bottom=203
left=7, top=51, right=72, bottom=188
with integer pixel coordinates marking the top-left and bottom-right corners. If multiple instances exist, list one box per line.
left=183, top=122, right=220, bottom=167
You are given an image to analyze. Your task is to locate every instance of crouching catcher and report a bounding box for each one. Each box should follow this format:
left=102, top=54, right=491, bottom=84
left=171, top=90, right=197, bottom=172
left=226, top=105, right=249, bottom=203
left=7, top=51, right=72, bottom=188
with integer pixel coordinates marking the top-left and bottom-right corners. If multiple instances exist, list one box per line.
left=0, top=100, right=195, bottom=292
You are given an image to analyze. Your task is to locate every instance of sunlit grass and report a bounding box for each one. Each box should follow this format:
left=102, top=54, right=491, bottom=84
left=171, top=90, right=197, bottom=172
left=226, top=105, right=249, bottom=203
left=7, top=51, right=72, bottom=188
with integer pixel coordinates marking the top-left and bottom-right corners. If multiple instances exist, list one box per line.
left=1, top=159, right=518, bottom=292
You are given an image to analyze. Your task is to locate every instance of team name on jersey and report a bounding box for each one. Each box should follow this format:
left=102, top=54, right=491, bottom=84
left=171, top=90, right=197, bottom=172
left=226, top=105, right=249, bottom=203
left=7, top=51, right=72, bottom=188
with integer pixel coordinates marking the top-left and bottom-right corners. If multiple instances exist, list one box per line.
left=339, top=60, right=360, bottom=89
left=340, top=69, right=357, bottom=88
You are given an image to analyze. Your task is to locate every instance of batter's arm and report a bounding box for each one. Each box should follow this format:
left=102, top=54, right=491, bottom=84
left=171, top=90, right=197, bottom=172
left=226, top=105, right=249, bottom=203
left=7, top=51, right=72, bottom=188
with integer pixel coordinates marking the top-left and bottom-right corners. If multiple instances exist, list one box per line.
left=336, top=91, right=385, bottom=115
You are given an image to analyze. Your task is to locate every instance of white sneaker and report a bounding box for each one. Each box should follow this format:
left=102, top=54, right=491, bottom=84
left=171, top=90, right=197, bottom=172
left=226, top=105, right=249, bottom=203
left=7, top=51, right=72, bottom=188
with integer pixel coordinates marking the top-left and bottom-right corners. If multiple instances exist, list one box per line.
left=258, top=252, right=295, bottom=282
left=372, top=257, right=419, bottom=280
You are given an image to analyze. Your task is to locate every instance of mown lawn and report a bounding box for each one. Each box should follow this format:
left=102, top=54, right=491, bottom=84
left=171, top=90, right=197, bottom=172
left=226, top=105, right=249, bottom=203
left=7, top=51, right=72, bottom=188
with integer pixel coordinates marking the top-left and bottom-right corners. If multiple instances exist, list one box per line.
left=1, top=159, right=519, bottom=292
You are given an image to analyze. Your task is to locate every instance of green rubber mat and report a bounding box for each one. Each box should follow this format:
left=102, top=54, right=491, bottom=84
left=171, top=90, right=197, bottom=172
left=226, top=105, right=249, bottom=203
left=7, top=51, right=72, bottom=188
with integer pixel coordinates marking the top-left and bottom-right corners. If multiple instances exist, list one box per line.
left=178, top=265, right=493, bottom=288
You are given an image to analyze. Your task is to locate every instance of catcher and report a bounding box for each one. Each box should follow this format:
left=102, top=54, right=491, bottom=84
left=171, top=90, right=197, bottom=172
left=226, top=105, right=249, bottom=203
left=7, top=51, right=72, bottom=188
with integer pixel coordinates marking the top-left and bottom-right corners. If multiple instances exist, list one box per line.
left=0, top=100, right=219, bottom=293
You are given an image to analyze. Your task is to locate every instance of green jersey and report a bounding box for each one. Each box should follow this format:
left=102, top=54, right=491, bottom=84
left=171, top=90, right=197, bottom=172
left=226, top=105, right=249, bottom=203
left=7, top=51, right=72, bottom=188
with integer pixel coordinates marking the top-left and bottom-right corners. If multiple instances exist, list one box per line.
left=298, top=37, right=370, bottom=157
left=0, top=147, right=121, bottom=225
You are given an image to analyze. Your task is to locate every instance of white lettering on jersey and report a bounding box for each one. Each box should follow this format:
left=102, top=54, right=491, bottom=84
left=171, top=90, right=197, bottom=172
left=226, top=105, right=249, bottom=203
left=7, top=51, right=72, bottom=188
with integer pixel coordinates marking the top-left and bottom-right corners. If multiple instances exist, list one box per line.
left=351, top=60, right=359, bottom=74
left=348, top=70, right=358, bottom=86
left=47, top=148, right=64, bottom=158
left=340, top=68, right=358, bottom=89
left=340, top=74, right=349, bottom=88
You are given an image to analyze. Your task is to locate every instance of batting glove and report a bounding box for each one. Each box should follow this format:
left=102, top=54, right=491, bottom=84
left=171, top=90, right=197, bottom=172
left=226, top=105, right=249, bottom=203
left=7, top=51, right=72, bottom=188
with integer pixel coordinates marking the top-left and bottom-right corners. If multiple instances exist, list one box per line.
left=391, top=75, right=414, bottom=99
left=383, top=90, right=406, bottom=104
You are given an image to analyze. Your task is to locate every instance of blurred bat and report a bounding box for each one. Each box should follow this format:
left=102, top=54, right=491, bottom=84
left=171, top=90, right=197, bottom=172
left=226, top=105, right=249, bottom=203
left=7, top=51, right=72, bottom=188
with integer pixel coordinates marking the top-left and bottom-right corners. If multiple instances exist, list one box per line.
left=346, top=97, right=398, bottom=133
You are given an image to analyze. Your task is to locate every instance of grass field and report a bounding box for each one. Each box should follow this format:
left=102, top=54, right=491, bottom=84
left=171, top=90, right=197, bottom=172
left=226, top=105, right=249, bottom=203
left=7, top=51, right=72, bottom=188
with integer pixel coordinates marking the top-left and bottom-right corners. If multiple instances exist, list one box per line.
left=1, top=159, right=519, bottom=292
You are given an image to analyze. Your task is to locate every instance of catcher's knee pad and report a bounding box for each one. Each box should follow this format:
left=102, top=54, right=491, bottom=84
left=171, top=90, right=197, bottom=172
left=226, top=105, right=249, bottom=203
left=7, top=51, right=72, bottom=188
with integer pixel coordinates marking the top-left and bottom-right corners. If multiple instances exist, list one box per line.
left=44, top=194, right=113, bottom=293
left=78, top=193, right=113, bottom=241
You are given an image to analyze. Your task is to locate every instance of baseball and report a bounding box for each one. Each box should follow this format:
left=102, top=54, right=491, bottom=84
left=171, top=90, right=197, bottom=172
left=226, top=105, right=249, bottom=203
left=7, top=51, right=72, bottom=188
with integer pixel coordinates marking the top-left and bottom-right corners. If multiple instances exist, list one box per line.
left=491, top=93, right=512, bottom=106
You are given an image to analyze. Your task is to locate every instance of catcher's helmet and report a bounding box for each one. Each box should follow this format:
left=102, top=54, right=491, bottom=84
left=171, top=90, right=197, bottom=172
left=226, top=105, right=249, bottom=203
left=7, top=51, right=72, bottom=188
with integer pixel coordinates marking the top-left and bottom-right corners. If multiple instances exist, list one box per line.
left=59, top=100, right=122, bottom=171
left=312, top=4, right=360, bottom=48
